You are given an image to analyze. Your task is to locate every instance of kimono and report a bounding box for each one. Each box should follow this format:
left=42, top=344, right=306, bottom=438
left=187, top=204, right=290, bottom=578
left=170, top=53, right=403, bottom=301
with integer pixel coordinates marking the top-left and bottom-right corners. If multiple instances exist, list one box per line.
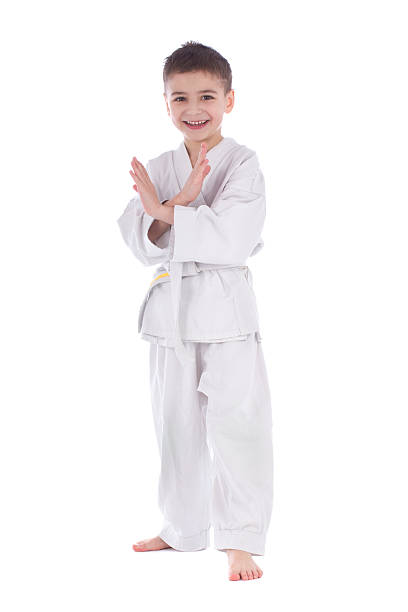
left=117, top=136, right=274, bottom=557
left=116, top=136, right=266, bottom=366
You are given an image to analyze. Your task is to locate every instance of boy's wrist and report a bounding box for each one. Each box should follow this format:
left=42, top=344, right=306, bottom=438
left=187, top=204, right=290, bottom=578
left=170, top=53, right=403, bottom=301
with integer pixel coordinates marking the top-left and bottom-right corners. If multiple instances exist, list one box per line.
left=167, top=193, right=190, bottom=207
left=155, top=204, right=174, bottom=225
left=153, top=193, right=190, bottom=224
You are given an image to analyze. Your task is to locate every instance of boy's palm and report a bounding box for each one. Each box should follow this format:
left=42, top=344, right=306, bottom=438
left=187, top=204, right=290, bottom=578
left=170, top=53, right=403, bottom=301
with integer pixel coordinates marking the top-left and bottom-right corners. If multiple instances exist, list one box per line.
left=180, top=142, right=211, bottom=204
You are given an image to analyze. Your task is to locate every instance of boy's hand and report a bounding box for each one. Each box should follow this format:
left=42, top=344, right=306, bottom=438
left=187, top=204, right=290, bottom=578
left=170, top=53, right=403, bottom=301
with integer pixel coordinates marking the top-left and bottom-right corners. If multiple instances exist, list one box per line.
left=179, top=142, right=211, bottom=204
left=129, top=157, right=162, bottom=218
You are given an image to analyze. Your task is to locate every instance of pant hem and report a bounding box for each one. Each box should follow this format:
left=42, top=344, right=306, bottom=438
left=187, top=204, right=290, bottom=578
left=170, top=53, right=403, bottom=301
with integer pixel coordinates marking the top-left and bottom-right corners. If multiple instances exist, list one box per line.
left=158, top=524, right=210, bottom=552
left=213, top=528, right=266, bottom=556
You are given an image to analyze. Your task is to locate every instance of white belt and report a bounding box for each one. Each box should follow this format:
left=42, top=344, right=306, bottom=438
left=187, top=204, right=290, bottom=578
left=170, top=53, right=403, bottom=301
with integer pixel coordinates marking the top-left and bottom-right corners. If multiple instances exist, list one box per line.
left=139, top=261, right=249, bottom=366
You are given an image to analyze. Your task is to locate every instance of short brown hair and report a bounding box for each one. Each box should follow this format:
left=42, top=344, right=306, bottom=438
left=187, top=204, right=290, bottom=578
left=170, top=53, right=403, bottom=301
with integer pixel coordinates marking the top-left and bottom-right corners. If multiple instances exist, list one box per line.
left=163, top=41, right=232, bottom=96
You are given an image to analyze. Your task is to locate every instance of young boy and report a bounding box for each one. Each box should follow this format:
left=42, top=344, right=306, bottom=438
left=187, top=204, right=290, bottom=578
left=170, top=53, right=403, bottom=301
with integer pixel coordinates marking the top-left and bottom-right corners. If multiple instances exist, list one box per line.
left=117, top=41, right=273, bottom=581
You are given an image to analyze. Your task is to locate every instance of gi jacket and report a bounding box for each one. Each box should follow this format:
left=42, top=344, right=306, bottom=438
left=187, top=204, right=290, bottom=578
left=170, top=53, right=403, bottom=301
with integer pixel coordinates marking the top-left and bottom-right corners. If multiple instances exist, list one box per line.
left=117, top=136, right=266, bottom=365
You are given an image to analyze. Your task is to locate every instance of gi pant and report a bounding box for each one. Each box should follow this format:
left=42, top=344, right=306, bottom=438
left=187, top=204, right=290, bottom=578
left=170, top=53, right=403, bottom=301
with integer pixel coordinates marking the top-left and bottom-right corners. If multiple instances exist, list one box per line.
left=148, top=332, right=274, bottom=556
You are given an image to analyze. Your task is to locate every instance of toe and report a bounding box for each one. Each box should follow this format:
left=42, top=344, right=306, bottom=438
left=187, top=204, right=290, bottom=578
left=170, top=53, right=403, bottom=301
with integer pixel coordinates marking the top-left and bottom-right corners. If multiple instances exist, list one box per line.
left=229, top=572, right=241, bottom=581
left=241, top=571, right=249, bottom=580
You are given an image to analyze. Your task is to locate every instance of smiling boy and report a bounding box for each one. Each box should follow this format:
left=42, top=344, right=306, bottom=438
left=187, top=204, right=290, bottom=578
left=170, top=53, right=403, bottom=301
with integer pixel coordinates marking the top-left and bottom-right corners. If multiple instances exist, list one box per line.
left=117, top=41, right=274, bottom=581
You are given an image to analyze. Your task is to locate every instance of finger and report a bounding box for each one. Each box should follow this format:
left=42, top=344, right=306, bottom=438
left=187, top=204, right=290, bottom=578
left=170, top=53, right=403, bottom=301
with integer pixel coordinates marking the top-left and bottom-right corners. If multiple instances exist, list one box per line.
left=197, top=160, right=210, bottom=176
left=194, top=154, right=206, bottom=170
left=130, top=170, right=143, bottom=188
left=131, top=163, right=148, bottom=186
left=131, top=158, right=141, bottom=173
left=139, top=165, right=149, bottom=179
left=198, top=164, right=211, bottom=181
left=132, top=159, right=149, bottom=180
left=131, top=157, right=146, bottom=173
left=193, top=145, right=204, bottom=167
left=198, top=143, right=206, bottom=160
left=132, top=155, right=145, bottom=170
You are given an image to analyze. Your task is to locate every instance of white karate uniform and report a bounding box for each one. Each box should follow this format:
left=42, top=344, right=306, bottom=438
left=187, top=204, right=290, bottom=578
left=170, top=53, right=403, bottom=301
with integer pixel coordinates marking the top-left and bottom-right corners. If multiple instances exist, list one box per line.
left=117, top=136, right=274, bottom=555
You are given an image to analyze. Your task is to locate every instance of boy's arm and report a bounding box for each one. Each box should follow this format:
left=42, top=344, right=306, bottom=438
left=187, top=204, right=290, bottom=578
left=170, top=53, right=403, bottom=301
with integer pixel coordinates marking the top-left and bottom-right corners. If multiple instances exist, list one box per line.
left=116, top=161, right=173, bottom=266
left=147, top=195, right=188, bottom=243
left=167, top=153, right=266, bottom=265
left=117, top=159, right=192, bottom=265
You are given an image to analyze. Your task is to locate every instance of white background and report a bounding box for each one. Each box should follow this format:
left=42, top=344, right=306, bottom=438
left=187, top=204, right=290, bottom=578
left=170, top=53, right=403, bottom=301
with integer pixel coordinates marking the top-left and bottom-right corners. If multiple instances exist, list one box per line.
left=1, top=0, right=407, bottom=609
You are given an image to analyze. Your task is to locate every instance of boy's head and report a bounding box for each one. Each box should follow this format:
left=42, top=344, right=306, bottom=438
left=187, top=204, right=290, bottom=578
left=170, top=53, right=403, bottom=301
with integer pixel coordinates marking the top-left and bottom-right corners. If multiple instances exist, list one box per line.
left=163, top=41, right=234, bottom=143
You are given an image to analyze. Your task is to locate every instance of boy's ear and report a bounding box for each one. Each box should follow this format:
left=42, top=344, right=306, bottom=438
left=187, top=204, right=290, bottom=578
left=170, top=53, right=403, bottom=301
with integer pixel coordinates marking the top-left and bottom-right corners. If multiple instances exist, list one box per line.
left=224, top=89, right=235, bottom=114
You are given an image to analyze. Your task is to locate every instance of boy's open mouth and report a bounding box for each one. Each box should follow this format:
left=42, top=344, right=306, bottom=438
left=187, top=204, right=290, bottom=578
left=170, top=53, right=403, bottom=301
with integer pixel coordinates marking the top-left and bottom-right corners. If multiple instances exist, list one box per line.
left=183, top=120, right=210, bottom=130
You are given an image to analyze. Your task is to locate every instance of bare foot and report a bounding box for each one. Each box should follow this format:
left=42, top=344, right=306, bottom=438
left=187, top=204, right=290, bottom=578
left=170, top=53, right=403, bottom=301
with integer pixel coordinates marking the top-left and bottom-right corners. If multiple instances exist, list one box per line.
left=132, top=536, right=172, bottom=552
left=226, top=549, right=264, bottom=581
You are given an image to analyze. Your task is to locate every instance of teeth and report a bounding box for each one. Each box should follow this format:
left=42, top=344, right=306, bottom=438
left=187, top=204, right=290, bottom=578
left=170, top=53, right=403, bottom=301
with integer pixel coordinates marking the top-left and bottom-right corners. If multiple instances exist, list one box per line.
left=185, top=120, right=208, bottom=125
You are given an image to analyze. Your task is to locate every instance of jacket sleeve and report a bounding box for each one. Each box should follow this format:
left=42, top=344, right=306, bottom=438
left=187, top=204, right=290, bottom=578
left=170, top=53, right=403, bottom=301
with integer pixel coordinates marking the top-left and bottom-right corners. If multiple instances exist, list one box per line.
left=116, top=161, right=171, bottom=266
left=168, top=153, right=266, bottom=265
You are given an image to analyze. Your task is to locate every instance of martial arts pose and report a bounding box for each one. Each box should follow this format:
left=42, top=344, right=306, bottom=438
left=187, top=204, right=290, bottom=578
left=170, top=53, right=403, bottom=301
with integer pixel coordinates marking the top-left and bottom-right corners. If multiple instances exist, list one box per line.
left=117, top=41, right=273, bottom=581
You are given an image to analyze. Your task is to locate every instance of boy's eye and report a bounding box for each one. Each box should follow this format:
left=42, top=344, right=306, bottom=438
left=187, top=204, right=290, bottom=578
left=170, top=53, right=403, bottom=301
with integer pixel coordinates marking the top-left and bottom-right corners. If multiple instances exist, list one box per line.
left=174, top=95, right=214, bottom=102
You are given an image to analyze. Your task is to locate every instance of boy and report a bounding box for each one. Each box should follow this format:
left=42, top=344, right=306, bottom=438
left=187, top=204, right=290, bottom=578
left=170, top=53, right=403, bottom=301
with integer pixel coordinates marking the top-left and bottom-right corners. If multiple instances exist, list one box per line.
left=117, top=41, right=273, bottom=581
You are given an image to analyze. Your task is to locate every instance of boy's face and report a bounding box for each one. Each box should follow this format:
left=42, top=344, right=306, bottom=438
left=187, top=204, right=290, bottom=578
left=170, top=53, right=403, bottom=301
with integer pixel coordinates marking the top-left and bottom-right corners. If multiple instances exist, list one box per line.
left=164, top=71, right=234, bottom=142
